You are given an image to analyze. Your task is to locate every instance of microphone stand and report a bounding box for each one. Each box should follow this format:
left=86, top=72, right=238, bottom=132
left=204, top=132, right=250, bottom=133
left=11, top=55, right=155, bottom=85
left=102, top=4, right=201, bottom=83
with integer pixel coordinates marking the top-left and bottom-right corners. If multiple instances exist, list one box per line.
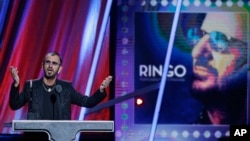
left=27, top=80, right=40, bottom=119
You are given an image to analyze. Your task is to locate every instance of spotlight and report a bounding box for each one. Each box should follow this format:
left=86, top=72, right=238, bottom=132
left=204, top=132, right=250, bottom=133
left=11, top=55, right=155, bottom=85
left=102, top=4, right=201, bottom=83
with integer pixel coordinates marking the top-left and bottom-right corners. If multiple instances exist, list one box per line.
left=135, top=98, right=143, bottom=106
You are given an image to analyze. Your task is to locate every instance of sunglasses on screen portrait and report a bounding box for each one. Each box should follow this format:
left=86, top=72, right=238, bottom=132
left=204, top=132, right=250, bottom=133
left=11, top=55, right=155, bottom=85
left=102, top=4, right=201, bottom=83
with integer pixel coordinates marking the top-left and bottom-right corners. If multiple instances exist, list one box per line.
left=186, top=28, right=247, bottom=53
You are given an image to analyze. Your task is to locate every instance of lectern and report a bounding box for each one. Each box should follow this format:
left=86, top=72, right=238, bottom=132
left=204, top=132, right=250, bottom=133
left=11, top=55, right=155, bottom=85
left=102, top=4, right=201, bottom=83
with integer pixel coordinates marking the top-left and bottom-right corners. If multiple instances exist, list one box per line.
left=12, top=120, right=114, bottom=141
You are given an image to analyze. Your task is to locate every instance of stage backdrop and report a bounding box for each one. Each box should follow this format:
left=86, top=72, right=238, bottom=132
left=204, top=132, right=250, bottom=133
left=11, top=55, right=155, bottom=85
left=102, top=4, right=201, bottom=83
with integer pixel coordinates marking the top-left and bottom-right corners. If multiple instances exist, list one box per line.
left=0, top=0, right=111, bottom=133
left=115, top=1, right=249, bottom=141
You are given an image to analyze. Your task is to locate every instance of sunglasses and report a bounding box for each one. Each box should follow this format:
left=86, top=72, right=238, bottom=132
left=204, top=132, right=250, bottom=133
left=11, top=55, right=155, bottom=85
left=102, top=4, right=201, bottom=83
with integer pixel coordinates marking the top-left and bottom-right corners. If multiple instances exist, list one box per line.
left=187, top=28, right=247, bottom=52
left=43, top=60, right=60, bottom=66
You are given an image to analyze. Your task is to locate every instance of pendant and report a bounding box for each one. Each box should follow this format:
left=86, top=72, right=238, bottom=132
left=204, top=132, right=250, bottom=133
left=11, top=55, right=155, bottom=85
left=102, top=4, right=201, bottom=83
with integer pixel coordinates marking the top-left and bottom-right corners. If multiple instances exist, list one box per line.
left=48, top=88, right=51, bottom=92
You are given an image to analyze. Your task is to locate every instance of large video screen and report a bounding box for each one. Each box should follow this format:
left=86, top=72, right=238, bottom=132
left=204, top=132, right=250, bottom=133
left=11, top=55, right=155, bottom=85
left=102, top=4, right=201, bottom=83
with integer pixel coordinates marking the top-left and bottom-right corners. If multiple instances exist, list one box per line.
left=115, top=1, right=249, bottom=141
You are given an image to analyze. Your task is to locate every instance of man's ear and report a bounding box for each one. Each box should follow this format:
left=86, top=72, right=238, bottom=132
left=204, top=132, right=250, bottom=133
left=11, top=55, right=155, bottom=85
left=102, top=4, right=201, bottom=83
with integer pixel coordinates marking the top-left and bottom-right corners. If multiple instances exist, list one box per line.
left=58, top=66, right=62, bottom=74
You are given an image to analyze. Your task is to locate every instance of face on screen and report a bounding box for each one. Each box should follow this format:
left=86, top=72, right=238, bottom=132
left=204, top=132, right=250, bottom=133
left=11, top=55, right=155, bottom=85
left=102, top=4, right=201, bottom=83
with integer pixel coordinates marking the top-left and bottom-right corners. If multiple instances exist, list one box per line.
left=190, top=13, right=247, bottom=93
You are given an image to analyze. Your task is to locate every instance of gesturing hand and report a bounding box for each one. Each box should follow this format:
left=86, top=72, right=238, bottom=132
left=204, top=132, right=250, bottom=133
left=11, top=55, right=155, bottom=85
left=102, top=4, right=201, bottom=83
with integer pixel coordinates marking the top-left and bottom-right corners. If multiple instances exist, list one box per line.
left=100, top=75, right=113, bottom=92
left=10, top=66, right=20, bottom=87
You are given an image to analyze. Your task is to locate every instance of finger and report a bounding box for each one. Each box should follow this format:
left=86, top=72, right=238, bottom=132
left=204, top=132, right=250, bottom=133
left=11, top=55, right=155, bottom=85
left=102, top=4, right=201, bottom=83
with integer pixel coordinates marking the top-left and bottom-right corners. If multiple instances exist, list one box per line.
left=11, top=69, right=17, bottom=75
left=107, top=76, right=113, bottom=82
left=10, top=66, right=16, bottom=72
left=104, top=78, right=112, bottom=85
left=10, top=66, right=14, bottom=72
left=108, top=75, right=113, bottom=79
left=101, top=82, right=108, bottom=88
left=101, top=76, right=112, bottom=88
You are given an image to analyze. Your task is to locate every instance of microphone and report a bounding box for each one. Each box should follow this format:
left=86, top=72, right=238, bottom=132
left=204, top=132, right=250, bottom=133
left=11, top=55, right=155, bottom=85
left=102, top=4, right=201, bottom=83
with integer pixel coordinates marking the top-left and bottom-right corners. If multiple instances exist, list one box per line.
left=50, top=84, right=62, bottom=120
left=50, top=94, right=56, bottom=120
left=50, top=84, right=61, bottom=120
left=50, top=94, right=56, bottom=104
left=50, top=84, right=61, bottom=104
left=55, top=84, right=62, bottom=102
left=27, top=80, right=40, bottom=119
left=29, top=81, right=33, bottom=112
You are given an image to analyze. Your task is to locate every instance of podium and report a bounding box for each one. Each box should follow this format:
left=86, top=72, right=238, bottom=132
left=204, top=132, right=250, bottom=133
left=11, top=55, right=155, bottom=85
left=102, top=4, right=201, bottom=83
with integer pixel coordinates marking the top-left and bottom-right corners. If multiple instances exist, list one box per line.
left=12, top=120, right=114, bottom=141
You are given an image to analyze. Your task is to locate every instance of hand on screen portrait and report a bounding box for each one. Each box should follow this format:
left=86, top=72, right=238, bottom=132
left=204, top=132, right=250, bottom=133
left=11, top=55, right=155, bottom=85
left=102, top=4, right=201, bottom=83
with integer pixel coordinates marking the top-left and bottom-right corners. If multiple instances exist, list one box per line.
left=100, top=75, right=113, bottom=92
left=10, top=66, right=20, bottom=87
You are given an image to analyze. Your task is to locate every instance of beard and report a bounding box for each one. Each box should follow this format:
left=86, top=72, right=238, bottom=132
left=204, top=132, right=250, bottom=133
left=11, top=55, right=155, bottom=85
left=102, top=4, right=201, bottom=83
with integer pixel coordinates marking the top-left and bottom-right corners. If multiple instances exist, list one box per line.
left=191, top=65, right=247, bottom=104
left=44, top=73, right=57, bottom=79
left=44, top=68, right=58, bottom=79
left=190, top=65, right=247, bottom=123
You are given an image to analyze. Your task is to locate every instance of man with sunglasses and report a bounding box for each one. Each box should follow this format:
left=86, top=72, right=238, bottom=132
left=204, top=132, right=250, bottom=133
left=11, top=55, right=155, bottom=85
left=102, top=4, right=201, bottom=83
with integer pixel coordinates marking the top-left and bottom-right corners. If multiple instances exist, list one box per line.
left=9, top=52, right=112, bottom=140
left=189, top=13, right=248, bottom=124
left=9, top=51, right=112, bottom=120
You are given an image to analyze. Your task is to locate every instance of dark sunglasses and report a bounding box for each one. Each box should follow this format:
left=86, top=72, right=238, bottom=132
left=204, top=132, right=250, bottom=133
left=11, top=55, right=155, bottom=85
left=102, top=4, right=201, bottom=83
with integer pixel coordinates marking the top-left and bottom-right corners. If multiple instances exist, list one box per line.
left=43, top=60, right=60, bottom=66
left=186, top=28, right=247, bottom=52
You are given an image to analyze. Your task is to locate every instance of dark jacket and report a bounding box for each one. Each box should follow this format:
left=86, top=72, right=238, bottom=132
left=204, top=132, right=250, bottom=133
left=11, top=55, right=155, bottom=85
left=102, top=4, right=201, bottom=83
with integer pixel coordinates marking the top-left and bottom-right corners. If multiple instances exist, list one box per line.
left=9, top=78, right=106, bottom=120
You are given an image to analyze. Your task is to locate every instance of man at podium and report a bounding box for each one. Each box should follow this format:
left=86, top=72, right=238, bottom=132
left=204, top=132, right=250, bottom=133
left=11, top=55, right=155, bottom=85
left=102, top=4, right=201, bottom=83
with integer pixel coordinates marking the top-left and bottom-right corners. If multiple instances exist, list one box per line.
left=9, top=51, right=112, bottom=141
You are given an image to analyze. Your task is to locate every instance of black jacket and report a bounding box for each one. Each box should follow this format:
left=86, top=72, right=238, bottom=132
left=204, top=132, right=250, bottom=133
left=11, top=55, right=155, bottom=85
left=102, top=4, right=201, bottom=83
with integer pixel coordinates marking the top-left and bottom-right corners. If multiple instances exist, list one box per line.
left=9, top=78, right=107, bottom=120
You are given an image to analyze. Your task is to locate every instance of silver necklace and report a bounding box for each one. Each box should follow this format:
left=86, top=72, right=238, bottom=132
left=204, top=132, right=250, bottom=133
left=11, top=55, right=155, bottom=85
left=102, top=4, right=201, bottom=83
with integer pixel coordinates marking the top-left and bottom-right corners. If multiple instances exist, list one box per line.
left=42, top=83, right=55, bottom=92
